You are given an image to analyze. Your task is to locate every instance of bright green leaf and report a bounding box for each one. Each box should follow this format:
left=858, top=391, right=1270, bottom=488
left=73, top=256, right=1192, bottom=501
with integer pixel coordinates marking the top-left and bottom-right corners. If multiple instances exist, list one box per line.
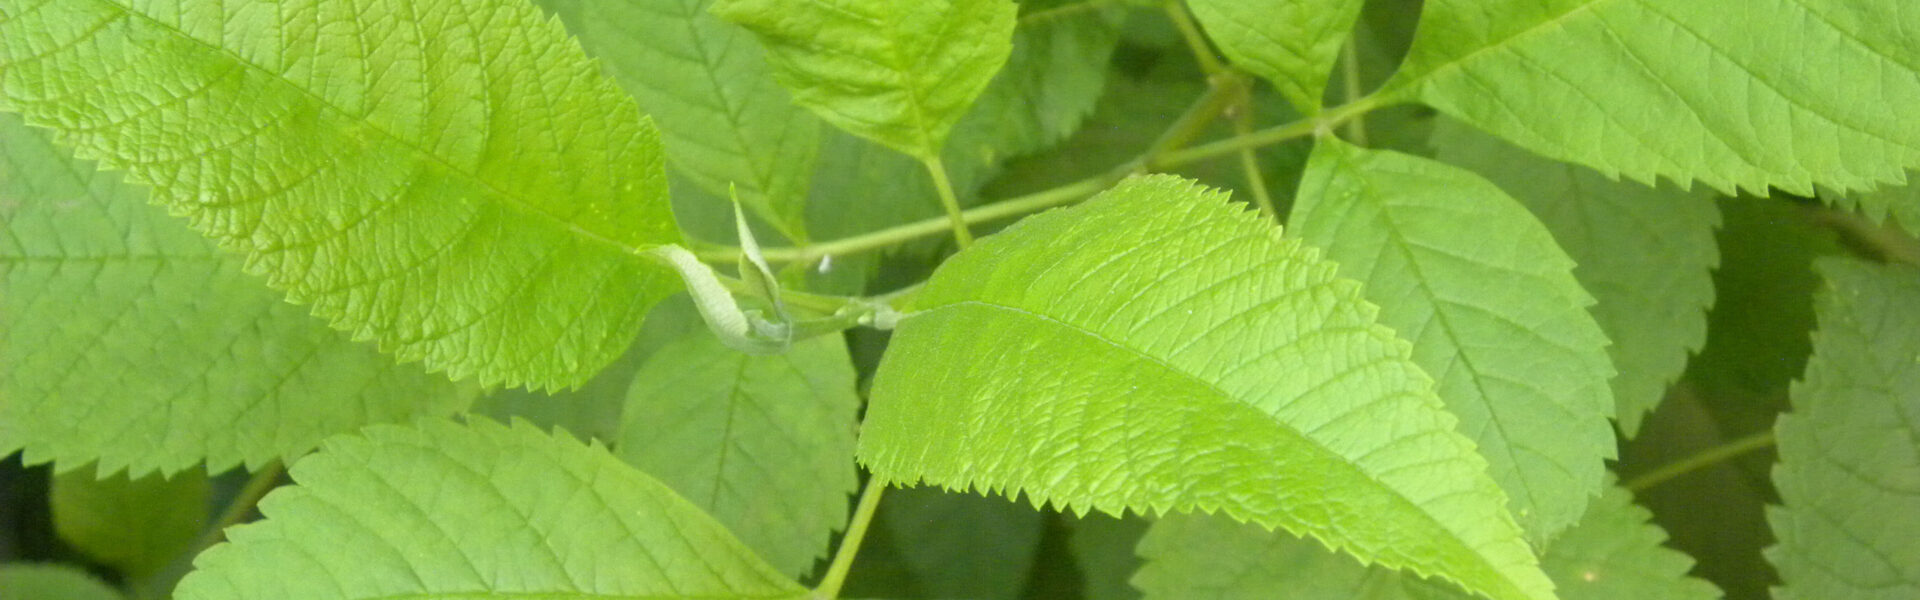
left=540, top=0, right=821, bottom=242
left=713, top=0, right=1019, bottom=161
left=1136, top=480, right=1720, bottom=600
left=1382, top=0, right=1920, bottom=195
left=52, top=470, right=209, bottom=579
left=1767, top=259, right=1920, bottom=600
left=1294, top=138, right=1617, bottom=543
left=0, top=564, right=126, bottom=600
left=860, top=174, right=1554, bottom=600
left=1187, top=0, right=1364, bottom=115
left=0, top=0, right=683, bottom=390
left=617, top=330, right=861, bottom=578
left=959, top=0, right=1126, bottom=160
left=1430, top=119, right=1721, bottom=437
left=0, top=114, right=473, bottom=476
left=174, top=419, right=809, bottom=600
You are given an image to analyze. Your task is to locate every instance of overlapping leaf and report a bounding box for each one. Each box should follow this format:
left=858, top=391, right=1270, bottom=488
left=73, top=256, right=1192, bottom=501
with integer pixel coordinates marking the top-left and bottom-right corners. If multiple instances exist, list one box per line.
left=618, top=330, right=860, bottom=577
left=1188, top=0, right=1364, bottom=114
left=174, top=419, right=808, bottom=600
left=0, top=0, right=683, bottom=389
left=1767, top=259, right=1920, bottom=600
left=1295, top=138, right=1617, bottom=542
left=0, top=564, right=125, bottom=600
left=1136, top=481, right=1719, bottom=600
left=1382, top=0, right=1920, bottom=195
left=1828, top=177, right=1920, bottom=239
left=540, top=0, right=821, bottom=241
left=52, top=470, right=208, bottom=578
left=860, top=175, right=1553, bottom=600
left=0, top=115, right=472, bottom=476
left=1431, top=119, right=1721, bottom=437
left=713, top=0, right=1018, bottom=160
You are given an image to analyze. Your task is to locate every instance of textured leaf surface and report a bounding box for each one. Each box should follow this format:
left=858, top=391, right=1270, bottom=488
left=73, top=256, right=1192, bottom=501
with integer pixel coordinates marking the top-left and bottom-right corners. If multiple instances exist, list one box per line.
left=1382, top=0, right=1920, bottom=195
left=617, top=330, right=860, bottom=577
left=52, top=470, right=208, bottom=578
left=1767, top=259, right=1920, bottom=600
left=1136, top=481, right=1719, bottom=600
left=860, top=175, right=1553, bottom=600
left=1295, top=138, right=1617, bottom=542
left=1431, top=119, right=1720, bottom=437
left=0, top=0, right=682, bottom=389
left=175, top=419, right=808, bottom=600
left=0, top=564, right=125, bottom=600
left=0, top=115, right=473, bottom=476
left=713, top=0, right=1018, bottom=160
left=1188, top=0, right=1364, bottom=114
left=541, top=0, right=820, bottom=241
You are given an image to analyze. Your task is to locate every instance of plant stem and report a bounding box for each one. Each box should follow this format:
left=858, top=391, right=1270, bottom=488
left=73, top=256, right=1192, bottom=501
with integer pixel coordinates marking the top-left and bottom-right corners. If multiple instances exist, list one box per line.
left=190, top=462, right=284, bottom=553
left=1155, top=95, right=1384, bottom=169
left=1624, top=430, right=1778, bottom=492
left=697, top=165, right=1133, bottom=264
left=1162, top=0, right=1226, bottom=76
left=1340, top=39, right=1370, bottom=145
left=812, top=481, right=887, bottom=599
left=1233, top=112, right=1278, bottom=217
left=922, top=156, right=974, bottom=249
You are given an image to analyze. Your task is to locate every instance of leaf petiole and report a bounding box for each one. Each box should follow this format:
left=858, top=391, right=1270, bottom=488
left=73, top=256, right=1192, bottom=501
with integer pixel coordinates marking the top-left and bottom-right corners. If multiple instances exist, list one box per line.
left=811, top=480, right=886, bottom=600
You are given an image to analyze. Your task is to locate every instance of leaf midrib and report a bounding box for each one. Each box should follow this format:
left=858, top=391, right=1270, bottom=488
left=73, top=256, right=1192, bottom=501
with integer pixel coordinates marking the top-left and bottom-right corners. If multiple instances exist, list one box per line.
left=93, top=0, right=661, bottom=262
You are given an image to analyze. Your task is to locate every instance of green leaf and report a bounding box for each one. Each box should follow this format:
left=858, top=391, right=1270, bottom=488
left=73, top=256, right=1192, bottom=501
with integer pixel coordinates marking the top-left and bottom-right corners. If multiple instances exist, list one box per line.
left=1136, top=480, right=1720, bottom=600
left=174, top=419, right=808, bottom=600
left=860, top=174, right=1554, bottom=600
left=52, top=470, right=209, bottom=579
left=0, top=0, right=683, bottom=390
left=1826, top=177, right=1920, bottom=239
left=958, top=0, right=1126, bottom=160
left=0, top=564, right=126, bottom=600
left=712, top=0, right=1019, bottom=160
left=0, top=114, right=473, bottom=476
left=1294, top=138, right=1617, bottom=543
left=1430, top=119, right=1721, bottom=437
left=1538, top=482, right=1721, bottom=600
left=1187, top=0, right=1364, bottom=115
left=1381, top=0, right=1920, bottom=195
left=617, top=330, right=861, bottom=578
left=540, top=0, right=821, bottom=242
left=1767, top=258, right=1920, bottom=600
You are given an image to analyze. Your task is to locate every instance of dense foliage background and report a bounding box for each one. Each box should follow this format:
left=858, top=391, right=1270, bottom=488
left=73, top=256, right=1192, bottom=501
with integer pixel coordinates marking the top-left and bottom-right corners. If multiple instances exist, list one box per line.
left=3, top=0, right=1917, bottom=599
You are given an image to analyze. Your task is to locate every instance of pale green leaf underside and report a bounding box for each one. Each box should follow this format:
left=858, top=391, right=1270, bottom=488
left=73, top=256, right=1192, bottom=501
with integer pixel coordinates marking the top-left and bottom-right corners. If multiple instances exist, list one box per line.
left=1136, top=480, right=1719, bottom=600
left=861, top=175, right=1552, bottom=600
left=618, top=330, right=860, bottom=578
left=0, top=114, right=473, bottom=476
left=1295, top=138, right=1617, bottom=544
left=713, top=0, right=1018, bottom=160
left=541, top=0, right=820, bottom=242
left=175, top=419, right=808, bottom=600
left=1385, top=0, right=1920, bottom=195
left=52, top=470, right=208, bottom=579
left=1432, top=119, right=1720, bottom=438
left=1767, top=259, right=1920, bottom=600
left=1188, top=0, right=1364, bottom=115
left=0, top=0, right=683, bottom=390
left=0, top=564, right=126, bottom=600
